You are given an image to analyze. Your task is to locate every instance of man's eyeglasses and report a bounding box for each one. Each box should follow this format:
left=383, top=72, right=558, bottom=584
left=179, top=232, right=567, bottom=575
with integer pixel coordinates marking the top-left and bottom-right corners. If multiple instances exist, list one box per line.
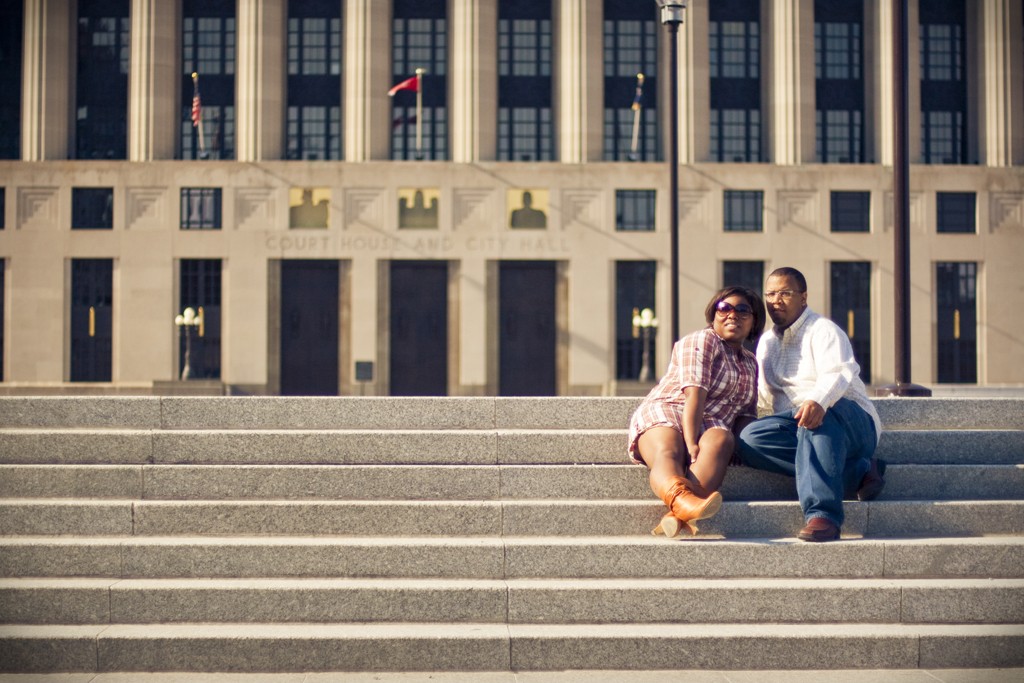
left=716, top=301, right=754, bottom=317
left=764, top=290, right=800, bottom=302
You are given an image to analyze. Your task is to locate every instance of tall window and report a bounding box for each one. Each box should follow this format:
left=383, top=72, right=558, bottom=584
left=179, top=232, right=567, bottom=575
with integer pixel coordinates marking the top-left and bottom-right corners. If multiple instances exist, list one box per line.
left=287, top=0, right=342, bottom=160
left=936, top=192, right=976, bottom=233
left=616, top=261, right=657, bottom=380
left=0, top=1, right=22, bottom=159
left=830, top=262, right=871, bottom=383
left=603, top=0, right=659, bottom=161
left=920, top=0, right=967, bottom=164
left=498, top=0, right=553, bottom=161
left=936, top=262, right=977, bottom=383
left=76, top=0, right=129, bottom=159
left=392, top=0, right=447, bottom=160
left=616, top=190, right=656, bottom=231
left=831, top=191, right=870, bottom=232
left=723, top=190, right=763, bottom=232
left=182, top=0, right=235, bottom=160
left=815, top=0, right=865, bottom=163
left=709, top=0, right=762, bottom=162
left=179, top=259, right=222, bottom=379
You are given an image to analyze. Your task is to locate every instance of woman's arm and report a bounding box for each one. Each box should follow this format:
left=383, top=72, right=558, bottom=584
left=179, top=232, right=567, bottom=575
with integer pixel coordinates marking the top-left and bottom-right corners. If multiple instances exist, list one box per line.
left=681, top=385, right=708, bottom=463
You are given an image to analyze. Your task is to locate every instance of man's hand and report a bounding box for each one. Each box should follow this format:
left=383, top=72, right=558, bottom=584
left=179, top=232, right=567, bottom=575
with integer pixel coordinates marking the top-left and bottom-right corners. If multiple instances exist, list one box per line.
left=794, top=400, right=825, bottom=429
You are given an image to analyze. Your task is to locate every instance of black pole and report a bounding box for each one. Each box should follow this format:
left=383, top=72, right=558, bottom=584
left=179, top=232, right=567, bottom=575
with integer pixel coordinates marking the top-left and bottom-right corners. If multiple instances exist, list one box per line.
left=878, top=0, right=930, bottom=397
left=668, top=20, right=680, bottom=343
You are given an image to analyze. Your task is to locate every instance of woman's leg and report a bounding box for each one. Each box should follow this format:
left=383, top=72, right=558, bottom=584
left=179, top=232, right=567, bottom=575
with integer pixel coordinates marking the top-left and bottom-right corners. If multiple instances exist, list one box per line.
left=687, top=427, right=735, bottom=494
left=637, top=426, right=722, bottom=536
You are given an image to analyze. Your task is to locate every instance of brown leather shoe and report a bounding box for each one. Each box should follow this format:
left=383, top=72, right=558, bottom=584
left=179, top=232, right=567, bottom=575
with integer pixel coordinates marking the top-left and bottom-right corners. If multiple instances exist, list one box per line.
left=797, top=517, right=840, bottom=542
left=856, top=458, right=886, bottom=501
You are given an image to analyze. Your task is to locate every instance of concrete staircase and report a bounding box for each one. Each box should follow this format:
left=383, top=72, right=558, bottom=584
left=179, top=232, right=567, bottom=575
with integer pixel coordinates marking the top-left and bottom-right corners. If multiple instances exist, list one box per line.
left=0, top=396, right=1022, bottom=674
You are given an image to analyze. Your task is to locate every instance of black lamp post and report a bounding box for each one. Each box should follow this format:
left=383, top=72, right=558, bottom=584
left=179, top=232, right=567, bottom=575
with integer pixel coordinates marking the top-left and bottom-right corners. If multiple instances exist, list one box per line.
left=657, top=1, right=685, bottom=343
left=877, top=0, right=930, bottom=397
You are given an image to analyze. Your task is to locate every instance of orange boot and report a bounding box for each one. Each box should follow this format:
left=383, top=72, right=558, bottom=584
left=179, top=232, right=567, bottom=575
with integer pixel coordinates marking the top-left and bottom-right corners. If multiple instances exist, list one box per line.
left=651, top=476, right=722, bottom=538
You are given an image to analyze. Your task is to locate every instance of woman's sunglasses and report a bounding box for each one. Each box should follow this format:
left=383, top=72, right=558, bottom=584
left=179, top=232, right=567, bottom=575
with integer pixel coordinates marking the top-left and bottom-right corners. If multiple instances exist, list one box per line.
left=716, top=301, right=754, bottom=317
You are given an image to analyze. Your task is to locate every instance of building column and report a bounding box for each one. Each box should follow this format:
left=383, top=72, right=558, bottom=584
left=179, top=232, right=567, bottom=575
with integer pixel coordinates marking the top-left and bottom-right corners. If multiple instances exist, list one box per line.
left=768, top=0, right=815, bottom=165
left=128, top=0, right=179, bottom=161
left=678, top=1, right=709, bottom=163
left=980, top=0, right=1024, bottom=166
left=236, top=0, right=285, bottom=161
left=21, top=0, right=72, bottom=160
left=877, top=0, right=922, bottom=166
left=344, top=0, right=391, bottom=161
left=556, top=0, right=603, bottom=163
left=451, top=0, right=497, bottom=162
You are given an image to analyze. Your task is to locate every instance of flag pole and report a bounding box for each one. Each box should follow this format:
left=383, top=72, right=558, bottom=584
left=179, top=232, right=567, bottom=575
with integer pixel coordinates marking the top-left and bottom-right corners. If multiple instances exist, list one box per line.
left=415, top=68, right=424, bottom=160
left=629, top=73, right=644, bottom=161
left=191, top=72, right=207, bottom=158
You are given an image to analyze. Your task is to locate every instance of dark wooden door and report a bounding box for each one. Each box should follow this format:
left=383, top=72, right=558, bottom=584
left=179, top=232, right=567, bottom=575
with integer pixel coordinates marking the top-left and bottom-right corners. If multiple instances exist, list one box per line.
left=499, top=261, right=556, bottom=396
left=830, top=261, right=872, bottom=383
left=70, top=259, right=113, bottom=382
left=280, top=260, right=339, bottom=396
left=936, top=261, right=977, bottom=383
left=390, top=261, right=448, bottom=395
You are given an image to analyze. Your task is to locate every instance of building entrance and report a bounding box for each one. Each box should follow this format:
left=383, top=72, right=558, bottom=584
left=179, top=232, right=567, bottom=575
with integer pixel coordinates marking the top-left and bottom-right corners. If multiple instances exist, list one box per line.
left=389, top=261, right=448, bottom=396
left=280, top=260, right=339, bottom=396
left=70, top=259, right=113, bottom=382
left=499, top=261, right=556, bottom=396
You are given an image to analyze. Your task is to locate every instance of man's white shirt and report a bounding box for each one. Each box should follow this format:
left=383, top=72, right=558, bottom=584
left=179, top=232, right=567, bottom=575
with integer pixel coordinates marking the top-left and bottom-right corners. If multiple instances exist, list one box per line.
left=756, top=307, right=882, bottom=442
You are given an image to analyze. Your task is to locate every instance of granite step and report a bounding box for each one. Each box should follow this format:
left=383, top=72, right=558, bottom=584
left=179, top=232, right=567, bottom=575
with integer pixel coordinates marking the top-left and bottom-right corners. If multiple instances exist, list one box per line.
left=1, top=622, right=1022, bottom=673
left=2, top=577, right=1021, bottom=625
left=3, top=536, right=1021, bottom=580
left=1, top=396, right=1020, bottom=431
left=2, top=498, right=1023, bottom=538
left=1, top=463, right=1022, bottom=501
left=1, top=427, right=1021, bottom=465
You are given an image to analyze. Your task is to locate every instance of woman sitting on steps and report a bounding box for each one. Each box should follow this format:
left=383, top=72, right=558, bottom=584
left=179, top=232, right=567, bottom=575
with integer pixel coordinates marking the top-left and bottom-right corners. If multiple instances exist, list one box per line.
left=627, top=286, right=765, bottom=537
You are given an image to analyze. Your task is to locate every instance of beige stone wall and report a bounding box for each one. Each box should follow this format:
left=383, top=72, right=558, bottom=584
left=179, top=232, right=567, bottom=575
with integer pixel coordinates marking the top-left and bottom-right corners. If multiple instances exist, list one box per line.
left=1, top=160, right=1022, bottom=393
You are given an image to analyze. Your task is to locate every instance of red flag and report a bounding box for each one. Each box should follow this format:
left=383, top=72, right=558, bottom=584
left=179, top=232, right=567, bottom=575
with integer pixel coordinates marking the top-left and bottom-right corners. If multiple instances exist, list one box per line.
left=191, top=76, right=202, bottom=127
left=388, top=75, right=419, bottom=96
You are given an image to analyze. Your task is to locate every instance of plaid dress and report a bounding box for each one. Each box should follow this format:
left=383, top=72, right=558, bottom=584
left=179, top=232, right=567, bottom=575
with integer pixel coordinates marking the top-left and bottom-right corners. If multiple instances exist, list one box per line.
left=628, top=326, right=758, bottom=464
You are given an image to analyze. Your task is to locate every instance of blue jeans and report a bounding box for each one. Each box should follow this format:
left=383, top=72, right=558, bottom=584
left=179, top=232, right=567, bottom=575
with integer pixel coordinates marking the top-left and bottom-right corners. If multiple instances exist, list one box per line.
left=737, top=398, right=877, bottom=527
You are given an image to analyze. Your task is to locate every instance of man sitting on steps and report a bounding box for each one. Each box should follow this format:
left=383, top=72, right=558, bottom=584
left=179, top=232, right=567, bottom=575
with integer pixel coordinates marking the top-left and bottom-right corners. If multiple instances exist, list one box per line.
left=737, top=266, right=886, bottom=542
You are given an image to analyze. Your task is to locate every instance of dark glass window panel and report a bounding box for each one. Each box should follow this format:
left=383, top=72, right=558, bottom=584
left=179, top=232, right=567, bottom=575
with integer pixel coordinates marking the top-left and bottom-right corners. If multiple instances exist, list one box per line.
left=831, top=191, right=870, bottom=232
left=722, top=261, right=764, bottom=294
left=709, top=1, right=761, bottom=162
left=182, top=0, right=236, bottom=159
left=814, top=0, right=865, bottom=163
left=0, top=1, right=23, bottom=159
left=180, top=188, right=222, bottom=230
left=723, top=190, right=763, bottom=232
left=179, top=259, right=222, bottom=379
left=615, top=260, right=657, bottom=380
left=76, top=0, right=129, bottom=160
left=286, top=1, right=342, bottom=161
left=710, top=109, right=761, bottom=162
left=936, top=261, right=977, bottom=383
left=603, top=1, right=659, bottom=161
left=936, top=192, right=976, bottom=233
left=72, top=188, right=114, bottom=230
left=391, top=1, right=448, bottom=160
left=919, top=0, right=967, bottom=164
left=498, top=2, right=553, bottom=161
left=616, top=190, right=656, bottom=232
left=830, top=261, right=872, bottom=383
